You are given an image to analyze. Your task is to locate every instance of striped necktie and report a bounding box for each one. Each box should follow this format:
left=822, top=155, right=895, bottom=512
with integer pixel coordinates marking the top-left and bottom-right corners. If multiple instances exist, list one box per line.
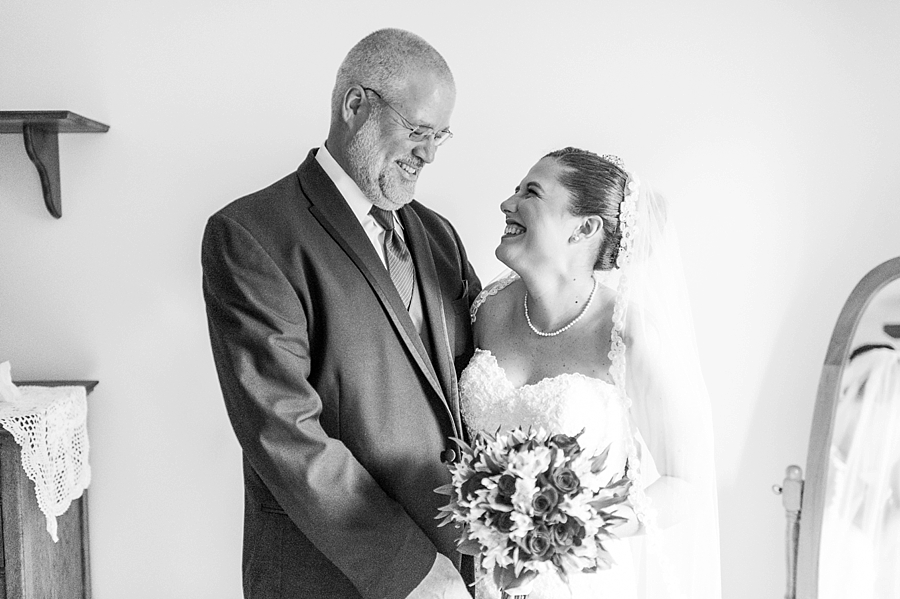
left=369, top=206, right=415, bottom=308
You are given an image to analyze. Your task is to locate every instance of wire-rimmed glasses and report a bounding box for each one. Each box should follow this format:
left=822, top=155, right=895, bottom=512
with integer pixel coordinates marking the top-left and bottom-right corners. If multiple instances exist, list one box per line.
left=361, top=86, right=453, bottom=146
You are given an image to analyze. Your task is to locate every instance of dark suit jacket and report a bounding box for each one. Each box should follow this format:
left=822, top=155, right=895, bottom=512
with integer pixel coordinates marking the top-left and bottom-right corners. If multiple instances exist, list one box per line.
left=202, top=149, right=481, bottom=599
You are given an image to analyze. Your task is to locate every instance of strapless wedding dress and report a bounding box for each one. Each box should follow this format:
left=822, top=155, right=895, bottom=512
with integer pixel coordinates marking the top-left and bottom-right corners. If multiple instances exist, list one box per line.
left=459, top=347, right=658, bottom=599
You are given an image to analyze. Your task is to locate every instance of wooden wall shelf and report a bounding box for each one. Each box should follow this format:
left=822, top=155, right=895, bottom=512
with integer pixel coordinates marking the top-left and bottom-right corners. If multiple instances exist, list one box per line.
left=12, top=380, right=99, bottom=392
left=0, top=111, right=109, bottom=219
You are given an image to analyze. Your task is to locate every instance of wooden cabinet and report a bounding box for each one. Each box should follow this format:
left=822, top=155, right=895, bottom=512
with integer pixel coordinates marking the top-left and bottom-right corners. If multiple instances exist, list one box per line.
left=0, top=381, right=94, bottom=599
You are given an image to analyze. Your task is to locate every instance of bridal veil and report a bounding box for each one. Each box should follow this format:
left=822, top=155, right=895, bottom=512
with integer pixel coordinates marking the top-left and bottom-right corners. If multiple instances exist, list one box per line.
left=609, top=169, right=721, bottom=598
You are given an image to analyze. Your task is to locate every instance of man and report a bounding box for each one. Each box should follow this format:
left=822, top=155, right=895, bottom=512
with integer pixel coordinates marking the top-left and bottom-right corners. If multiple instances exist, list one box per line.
left=202, top=28, right=480, bottom=599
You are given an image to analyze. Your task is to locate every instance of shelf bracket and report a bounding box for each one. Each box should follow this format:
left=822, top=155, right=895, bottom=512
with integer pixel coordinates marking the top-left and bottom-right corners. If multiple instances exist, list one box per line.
left=0, top=111, right=109, bottom=219
left=22, top=124, right=63, bottom=218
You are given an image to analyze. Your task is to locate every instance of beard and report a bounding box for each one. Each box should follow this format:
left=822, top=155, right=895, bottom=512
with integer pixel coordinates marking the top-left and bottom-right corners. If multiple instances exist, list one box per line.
left=346, top=114, right=416, bottom=210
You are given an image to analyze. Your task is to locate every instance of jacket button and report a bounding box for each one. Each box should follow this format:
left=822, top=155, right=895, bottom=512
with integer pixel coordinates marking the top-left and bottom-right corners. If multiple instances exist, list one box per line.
left=440, top=448, right=457, bottom=463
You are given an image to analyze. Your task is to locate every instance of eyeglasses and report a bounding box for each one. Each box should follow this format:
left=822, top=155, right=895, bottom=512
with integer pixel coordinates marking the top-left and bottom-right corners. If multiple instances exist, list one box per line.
left=361, top=86, right=454, bottom=146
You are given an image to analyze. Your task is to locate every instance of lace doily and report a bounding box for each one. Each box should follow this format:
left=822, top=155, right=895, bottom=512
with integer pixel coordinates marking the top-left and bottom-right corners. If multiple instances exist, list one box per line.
left=0, top=367, right=91, bottom=542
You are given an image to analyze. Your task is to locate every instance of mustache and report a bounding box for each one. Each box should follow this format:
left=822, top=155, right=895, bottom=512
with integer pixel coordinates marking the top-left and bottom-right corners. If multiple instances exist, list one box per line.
left=399, top=156, right=424, bottom=169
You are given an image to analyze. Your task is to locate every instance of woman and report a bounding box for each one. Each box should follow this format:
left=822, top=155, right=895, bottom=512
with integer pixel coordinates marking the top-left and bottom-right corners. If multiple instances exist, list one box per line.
left=459, top=148, right=720, bottom=598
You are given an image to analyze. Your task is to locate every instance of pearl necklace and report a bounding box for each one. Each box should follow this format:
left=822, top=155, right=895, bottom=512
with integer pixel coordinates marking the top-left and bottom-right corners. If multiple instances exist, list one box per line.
left=524, top=276, right=598, bottom=337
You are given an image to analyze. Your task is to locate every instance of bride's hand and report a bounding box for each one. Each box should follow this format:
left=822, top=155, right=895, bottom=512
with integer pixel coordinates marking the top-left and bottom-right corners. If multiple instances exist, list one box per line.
left=607, top=502, right=642, bottom=538
left=499, top=581, right=534, bottom=598
left=494, top=564, right=536, bottom=597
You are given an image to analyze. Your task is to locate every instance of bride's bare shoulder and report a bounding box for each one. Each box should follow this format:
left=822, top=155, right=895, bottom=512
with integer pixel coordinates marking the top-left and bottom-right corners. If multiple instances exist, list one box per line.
left=472, top=275, right=519, bottom=317
left=471, top=276, right=521, bottom=340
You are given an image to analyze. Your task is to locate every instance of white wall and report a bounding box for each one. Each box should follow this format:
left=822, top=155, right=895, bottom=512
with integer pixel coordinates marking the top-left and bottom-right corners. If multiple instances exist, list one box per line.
left=2, top=1, right=899, bottom=597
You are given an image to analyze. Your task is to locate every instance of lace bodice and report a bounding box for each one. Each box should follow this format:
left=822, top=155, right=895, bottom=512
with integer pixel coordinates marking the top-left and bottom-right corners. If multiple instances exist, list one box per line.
left=463, top=273, right=639, bottom=470
left=460, top=349, right=630, bottom=472
left=459, top=275, right=659, bottom=598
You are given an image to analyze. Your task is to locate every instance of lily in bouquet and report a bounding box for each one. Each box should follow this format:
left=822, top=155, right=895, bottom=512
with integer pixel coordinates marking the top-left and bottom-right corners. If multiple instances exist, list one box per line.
left=436, top=426, right=632, bottom=597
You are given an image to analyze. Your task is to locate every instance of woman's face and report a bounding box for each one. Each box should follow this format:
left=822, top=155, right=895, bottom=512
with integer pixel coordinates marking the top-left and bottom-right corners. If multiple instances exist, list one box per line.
left=496, top=157, right=586, bottom=272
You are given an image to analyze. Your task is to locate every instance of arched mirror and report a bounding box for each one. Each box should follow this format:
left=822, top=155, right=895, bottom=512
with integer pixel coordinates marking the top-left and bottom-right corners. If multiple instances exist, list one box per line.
left=780, top=257, right=900, bottom=598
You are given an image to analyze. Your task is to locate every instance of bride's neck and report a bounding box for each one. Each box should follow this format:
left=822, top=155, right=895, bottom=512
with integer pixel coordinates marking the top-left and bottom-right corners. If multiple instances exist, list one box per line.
left=519, top=268, right=596, bottom=331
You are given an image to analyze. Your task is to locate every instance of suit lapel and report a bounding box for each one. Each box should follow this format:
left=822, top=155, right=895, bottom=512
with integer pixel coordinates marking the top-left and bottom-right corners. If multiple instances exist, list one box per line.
left=296, top=151, right=447, bottom=409
left=399, top=206, right=462, bottom=437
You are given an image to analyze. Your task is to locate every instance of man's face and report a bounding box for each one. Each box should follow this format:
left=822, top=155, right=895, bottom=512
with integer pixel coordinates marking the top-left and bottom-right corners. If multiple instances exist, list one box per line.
left=346, top=71, right=455, bottom=210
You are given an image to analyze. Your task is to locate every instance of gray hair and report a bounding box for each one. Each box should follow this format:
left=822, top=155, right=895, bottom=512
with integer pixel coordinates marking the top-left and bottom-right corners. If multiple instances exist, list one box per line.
left=330, top=28, right=454, bottom=124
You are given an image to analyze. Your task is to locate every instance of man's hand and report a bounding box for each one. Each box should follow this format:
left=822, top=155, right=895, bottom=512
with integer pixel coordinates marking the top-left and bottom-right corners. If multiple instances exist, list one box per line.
left=405, top=554, right=471, bottom=599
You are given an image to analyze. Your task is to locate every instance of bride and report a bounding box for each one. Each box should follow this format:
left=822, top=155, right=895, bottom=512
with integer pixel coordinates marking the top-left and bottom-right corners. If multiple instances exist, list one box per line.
left=458, top=148, right=721, bottom=598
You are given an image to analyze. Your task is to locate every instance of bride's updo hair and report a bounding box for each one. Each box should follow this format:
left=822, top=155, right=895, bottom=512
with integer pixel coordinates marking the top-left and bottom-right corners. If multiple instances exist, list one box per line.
left=544, top=147, right=628, bottom=271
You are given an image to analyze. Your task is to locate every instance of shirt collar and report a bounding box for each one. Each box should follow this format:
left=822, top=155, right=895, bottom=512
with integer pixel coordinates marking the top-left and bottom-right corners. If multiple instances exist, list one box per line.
left=316, top=143, right=376, bottom=223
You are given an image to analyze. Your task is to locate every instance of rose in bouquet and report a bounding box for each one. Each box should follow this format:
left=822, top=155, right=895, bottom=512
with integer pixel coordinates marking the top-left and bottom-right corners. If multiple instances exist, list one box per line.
left=436, top=426, right=632, bottom=595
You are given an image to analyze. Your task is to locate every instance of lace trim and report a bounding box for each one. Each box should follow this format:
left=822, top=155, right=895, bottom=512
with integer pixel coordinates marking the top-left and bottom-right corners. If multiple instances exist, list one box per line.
left=616, top=175, right=640, bottom=272
left=608, top=174, right=640, bottom=395
left=608, top=172, right=658, bottom=531
left=469, top=272, right=518, bottom=324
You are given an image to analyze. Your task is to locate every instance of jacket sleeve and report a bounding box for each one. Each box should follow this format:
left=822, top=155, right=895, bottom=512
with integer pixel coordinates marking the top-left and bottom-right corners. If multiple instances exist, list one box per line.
left=455, top=225, right=482, bottom=309
left=201, top=212, right=438, bottom=599
left=435, top=211, right=481, bottom=307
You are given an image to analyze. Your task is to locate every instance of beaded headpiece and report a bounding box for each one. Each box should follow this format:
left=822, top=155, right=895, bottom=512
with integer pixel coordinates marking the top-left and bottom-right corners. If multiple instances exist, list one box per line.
left=600, top=153, right=626, bottom=169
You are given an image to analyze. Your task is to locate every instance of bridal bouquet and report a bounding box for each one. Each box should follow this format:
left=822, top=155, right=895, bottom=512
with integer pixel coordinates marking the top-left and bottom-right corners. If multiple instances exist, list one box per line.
left=436, top=426, right=632, bottom=594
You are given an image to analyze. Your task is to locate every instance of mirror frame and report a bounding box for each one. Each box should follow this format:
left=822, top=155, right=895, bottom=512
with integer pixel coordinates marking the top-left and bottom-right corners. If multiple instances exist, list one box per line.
left=796, top=256, right=900, bottom=597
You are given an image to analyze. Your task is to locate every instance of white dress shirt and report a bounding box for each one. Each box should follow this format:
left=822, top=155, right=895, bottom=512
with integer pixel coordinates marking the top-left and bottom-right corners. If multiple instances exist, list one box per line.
left=315, top=145, right=424, bottom=333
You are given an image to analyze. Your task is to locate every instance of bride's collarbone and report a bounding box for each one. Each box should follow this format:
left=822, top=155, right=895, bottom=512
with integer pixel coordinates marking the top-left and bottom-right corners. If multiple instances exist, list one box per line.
left=484, top=288, right=613, bottom=345
left=498, top=308, right=613, bottom=356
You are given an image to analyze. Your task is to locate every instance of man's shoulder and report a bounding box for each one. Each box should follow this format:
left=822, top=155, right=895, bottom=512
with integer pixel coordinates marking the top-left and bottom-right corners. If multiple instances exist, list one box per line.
left=203, top=167, right=315, bottom=254
left=213, top=170, right=305, bottom=222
